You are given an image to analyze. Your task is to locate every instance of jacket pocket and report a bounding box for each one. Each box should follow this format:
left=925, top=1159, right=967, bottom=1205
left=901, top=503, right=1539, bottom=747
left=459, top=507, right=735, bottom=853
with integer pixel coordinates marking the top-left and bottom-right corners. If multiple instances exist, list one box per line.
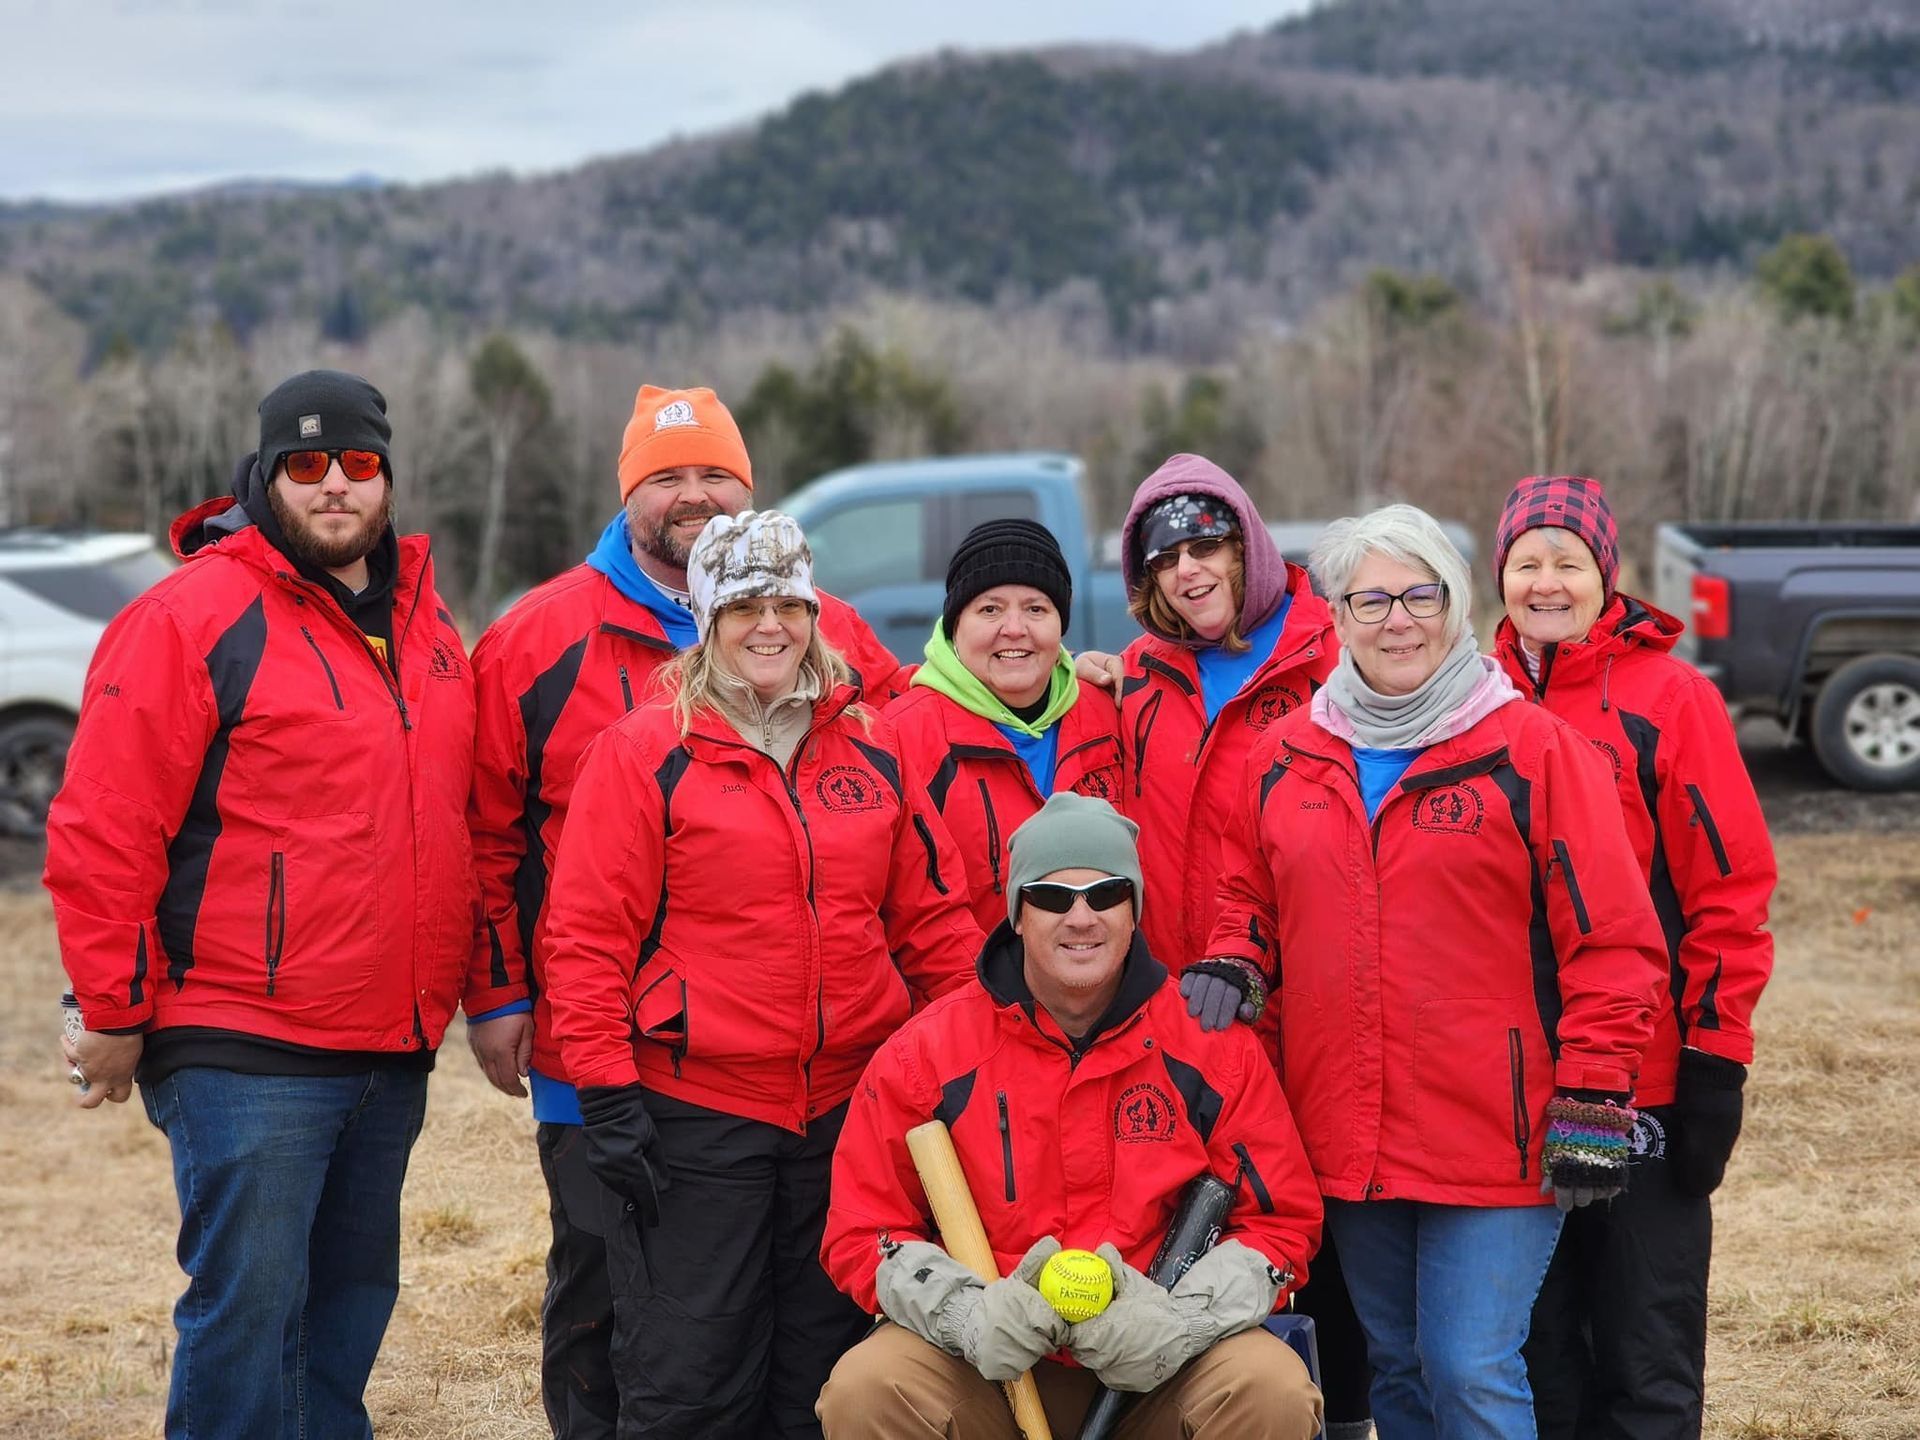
left=1131, top=693, right=1162, bottom=799
left=1508, top=1027, right=1530, bottom=1181
left=1549, top=840, right=1592, bottom=935
left=264, top=851, right=287, bottom=996
left=1232, top=1141, right=1276, bottom=1214
left=1684, top=784, right=1732, bottom=876
left=633, top=964, right=689, bottom=1078
left=997, top=1089, right=1017, bottom=1202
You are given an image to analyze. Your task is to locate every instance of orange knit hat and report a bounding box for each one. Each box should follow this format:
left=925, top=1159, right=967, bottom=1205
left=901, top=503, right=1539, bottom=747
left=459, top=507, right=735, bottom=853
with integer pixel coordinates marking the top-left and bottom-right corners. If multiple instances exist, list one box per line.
left=617, top=385, right=753, bottom=499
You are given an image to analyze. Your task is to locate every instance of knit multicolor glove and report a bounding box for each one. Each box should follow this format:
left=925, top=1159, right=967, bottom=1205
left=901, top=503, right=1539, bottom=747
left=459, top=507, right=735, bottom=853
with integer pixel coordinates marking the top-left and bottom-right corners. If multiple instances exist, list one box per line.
left=1539, top=1093, right=1636, bottom=1212
left=1181, top=958, right=1268, bottom=1030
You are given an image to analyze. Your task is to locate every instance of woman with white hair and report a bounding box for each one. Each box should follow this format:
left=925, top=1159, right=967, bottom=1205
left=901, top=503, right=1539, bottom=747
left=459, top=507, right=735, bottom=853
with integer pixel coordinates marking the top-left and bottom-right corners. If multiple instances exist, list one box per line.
left=1202, top=503, right=1667, bottom=1439
left=540, top=510, right=982, bottom=1440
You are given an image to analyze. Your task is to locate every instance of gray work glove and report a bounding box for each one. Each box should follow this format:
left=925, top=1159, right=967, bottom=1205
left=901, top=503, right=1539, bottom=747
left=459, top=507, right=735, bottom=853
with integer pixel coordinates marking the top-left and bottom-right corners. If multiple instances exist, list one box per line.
left=1067, top=1240, right=1283, bottom=1393
left=875, top=1235, right=1069, bottom=1382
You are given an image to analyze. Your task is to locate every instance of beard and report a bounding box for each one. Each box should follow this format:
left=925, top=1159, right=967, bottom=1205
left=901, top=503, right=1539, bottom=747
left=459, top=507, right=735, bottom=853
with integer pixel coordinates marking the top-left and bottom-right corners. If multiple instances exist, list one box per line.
left=630, top=495, right=726, bottom=570
left=269, top=483, right=392, bottom=571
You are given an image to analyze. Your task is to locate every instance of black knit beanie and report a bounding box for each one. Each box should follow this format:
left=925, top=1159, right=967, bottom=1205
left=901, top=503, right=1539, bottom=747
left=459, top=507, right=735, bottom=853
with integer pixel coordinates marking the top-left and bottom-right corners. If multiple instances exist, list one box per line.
left=257, top=369, right=392, bottom=486
left=942, top=519, right=1073, bottom=637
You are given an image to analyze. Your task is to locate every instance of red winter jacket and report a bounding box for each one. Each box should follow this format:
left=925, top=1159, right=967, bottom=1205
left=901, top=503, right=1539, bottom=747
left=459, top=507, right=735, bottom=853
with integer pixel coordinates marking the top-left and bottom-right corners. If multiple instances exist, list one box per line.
left=875, top=683, right=1124, bottom=935
left=541, top=685, right=982, bottom=1131
left=1119, top=563, right=1337, bottom=978
left=1207, top=698, right=1666, bottom=1208
left=468, top=562, right=910, bottom=1079
left=45, top=497, right=478, bottom=1052
left=1494, top=595, right=1776, bottom=1105
left=823, top=927, right=1322, bottom=1315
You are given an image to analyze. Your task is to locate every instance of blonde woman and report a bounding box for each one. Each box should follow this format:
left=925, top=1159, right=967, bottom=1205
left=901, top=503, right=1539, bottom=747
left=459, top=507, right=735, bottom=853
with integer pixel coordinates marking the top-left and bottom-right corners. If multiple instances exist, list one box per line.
left=541, top=510, right=982, bottom=1440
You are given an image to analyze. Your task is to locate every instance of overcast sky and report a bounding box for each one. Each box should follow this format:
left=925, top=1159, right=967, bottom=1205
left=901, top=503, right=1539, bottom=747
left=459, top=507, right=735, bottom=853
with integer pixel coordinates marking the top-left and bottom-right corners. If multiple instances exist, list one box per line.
left=4, top=1, right=1312, bottom=203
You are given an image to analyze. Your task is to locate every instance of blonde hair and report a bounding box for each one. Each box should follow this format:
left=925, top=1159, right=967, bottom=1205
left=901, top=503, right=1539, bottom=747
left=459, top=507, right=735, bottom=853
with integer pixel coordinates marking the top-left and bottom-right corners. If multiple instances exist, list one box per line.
left=657, top=625, right=865, bottom=736
left=1126, top=537, right=1251, bottom=653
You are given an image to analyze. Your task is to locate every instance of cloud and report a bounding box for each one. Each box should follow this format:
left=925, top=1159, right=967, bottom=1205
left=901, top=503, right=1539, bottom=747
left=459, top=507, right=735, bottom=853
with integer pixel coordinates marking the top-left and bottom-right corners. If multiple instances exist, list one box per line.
left=3, top=0, right=1306, bottom=201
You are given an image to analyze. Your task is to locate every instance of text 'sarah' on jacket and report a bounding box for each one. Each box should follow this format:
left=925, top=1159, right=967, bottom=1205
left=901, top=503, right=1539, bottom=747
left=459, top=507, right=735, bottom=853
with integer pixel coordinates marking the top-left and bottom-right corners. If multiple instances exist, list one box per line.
left=821, top=925, right=1323, bottom=1316
left=875, top=682, right=1124, bottom=935
left=465, top=560, right=911, bottom=1077
left=540, top=684, right=983, bottom=1131
left=1207, top=700, right=1667, bottom=1208
left=45, top=496, right=479, bottom=1051
left=1494, top=594, right=1776, bottom=1107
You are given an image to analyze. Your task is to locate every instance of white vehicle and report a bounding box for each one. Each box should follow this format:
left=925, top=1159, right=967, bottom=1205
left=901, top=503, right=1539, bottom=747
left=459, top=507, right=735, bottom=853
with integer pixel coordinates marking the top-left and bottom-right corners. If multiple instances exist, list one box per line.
left=0, top=530, right=174, bottom=835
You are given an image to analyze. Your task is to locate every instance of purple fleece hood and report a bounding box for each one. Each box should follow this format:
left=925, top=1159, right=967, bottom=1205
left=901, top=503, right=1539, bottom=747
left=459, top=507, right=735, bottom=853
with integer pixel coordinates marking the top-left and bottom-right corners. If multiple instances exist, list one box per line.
left=1120, top=454, right=1289, bottom=646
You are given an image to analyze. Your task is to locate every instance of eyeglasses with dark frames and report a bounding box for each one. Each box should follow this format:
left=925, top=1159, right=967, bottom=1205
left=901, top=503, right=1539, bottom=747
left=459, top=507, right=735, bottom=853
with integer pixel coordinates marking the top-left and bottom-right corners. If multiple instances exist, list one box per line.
left=1145, top=535, right=1235, bottom=574
left=1340, top=583, right=1449, bottom=625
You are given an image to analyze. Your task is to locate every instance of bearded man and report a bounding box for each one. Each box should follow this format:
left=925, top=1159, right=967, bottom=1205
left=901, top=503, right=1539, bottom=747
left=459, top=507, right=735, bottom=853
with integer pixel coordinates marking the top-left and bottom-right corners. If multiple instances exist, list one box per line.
left=45, top=369, right=480, bottom=1440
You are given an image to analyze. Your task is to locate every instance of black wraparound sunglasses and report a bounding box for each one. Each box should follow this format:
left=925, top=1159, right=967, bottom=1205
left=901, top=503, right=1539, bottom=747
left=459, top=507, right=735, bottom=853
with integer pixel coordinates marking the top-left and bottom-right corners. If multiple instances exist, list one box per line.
left=1019, top=877, right=1135, bottom=914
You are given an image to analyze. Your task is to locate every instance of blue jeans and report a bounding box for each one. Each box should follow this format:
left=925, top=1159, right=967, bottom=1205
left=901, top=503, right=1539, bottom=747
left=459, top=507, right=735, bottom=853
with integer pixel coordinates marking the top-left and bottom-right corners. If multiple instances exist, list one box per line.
left=141, top=1066, right=429, bottom=1440
left=1326, top=1199, right=1564, bottom=1440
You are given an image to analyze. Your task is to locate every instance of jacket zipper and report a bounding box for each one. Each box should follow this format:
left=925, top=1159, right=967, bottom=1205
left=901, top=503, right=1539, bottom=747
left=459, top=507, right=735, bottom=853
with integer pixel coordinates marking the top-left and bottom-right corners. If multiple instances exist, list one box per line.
left=1231, top=1141, right=1275, bottom=1214
left=978, top=779, right=1003, bottom=894
left=1131, top=692, right=1162, bottom=798
left=299, top=627, right=344, bottom=710
left=618, top=663, right=634, bottom=713
left=264, top=851, right=287, bottom=995
left=1550, top=840, right=1593, bottom=934
left=997, top=1090, right=1017, bottom=1202
left=1685, top=784, right=1732, bottom=876
left=1508, top=1027, right=1530, bottom=1180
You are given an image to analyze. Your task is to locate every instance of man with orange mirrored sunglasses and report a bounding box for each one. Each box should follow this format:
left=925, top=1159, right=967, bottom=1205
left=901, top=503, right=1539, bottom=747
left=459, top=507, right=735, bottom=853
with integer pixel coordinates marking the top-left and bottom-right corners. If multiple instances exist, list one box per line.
left=46, top=368, right=483, bottom=1440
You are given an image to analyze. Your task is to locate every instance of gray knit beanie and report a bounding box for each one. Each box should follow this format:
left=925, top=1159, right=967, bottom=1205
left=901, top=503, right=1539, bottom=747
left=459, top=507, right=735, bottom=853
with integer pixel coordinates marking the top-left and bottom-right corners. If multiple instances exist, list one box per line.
left=1006, top=792, right=1143, bottom=925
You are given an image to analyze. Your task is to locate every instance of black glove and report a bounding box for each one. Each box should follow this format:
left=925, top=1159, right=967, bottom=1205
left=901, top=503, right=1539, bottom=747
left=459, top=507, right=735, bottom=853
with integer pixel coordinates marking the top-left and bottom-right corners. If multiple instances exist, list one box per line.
left=1670, top=1048, right=1747, bottom=1198
left=577, top=1084, right=670, bottom=1226
left=1180, top=959, right=1267, bottom=1031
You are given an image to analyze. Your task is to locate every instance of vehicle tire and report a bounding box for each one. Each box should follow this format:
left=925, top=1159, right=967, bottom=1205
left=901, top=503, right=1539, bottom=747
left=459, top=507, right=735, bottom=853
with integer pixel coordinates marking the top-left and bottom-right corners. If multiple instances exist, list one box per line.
left=0, top=713, right=76, bottom=837
left=1810, top=653, right=1920, bottom=792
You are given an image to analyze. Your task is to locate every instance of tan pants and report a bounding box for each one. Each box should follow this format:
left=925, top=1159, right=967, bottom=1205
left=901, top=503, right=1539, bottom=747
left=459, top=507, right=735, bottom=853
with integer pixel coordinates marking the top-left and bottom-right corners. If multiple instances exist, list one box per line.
left=817, top=1321, right=1324, bottom=1439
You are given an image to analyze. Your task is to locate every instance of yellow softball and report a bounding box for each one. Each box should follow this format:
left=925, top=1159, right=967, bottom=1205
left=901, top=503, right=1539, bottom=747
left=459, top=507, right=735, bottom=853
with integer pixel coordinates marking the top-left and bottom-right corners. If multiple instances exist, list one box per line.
left=1037, top=1248, right=1114, bottom=1323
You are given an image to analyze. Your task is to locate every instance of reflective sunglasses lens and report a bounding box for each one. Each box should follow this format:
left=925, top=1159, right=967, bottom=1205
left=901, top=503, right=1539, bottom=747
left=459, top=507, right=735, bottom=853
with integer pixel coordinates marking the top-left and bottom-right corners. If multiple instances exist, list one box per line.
left=1020, top=883, right=1077, bottom=914
left=339, top=449, right=384, bottom=481
left=1084, top=879, right=1135, bottom=912
left=284, top=450, right=329, bottom=483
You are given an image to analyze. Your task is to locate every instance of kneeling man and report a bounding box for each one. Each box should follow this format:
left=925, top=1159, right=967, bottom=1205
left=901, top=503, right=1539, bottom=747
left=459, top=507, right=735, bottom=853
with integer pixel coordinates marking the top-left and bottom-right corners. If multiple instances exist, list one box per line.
left=818, top=793, right=1324, bottom=1439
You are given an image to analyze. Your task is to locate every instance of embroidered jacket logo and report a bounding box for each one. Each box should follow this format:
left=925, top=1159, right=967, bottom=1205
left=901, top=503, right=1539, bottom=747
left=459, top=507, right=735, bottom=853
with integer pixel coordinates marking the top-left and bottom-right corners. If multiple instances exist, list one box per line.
left=1410, top=785, right=1484, bottom=835
left=815, top=765, right=884, bottom=812
left=1245, top=682, right=1303, bottom=730
left=1113, top=1082, right=1177, bottom=1143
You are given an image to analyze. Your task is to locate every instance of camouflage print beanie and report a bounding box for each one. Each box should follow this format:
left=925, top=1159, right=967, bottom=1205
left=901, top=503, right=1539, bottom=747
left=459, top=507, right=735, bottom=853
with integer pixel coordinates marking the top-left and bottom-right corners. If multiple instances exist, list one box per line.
left=686, top=509, right=819, bottom=643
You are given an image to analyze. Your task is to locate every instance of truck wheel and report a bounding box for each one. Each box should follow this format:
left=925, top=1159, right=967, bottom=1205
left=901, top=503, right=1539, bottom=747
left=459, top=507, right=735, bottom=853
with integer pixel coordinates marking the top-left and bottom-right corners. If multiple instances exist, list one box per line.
left=1811, top=654, right=1920, bottom=791
left=0, top=714, right=75, bottom=837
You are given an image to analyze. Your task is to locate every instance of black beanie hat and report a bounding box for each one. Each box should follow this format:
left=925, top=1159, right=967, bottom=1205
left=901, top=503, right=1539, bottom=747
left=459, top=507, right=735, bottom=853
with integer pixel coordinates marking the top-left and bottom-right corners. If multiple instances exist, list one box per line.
left=257, top=369, right=392, bottom=485
left=942, top=518, right=1073, bottom=637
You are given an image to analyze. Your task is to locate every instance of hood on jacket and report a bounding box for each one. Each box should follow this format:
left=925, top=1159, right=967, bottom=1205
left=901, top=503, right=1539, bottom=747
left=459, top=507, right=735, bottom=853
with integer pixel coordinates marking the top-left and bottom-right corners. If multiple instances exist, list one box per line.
left=975, top=919, right=1166, bottom=1049
left=1120, top=454, right=1288, bottom=644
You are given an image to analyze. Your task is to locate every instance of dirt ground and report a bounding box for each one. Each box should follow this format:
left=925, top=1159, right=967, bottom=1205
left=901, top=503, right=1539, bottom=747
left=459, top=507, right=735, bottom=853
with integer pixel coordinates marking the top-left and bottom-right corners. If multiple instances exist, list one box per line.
left=1, top=742, right=1915, bottom=1438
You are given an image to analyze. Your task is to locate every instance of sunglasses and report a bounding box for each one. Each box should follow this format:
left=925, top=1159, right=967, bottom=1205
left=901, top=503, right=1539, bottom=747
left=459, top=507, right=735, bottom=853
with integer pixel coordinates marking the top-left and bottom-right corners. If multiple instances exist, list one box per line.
left=283, top=449, right=386, bottom=484
left=1145, top=535, right=1234, bottom=574
left=1019, top=877, right=1135, bottom=915
left=1341, top=583, right=1448, bottom=624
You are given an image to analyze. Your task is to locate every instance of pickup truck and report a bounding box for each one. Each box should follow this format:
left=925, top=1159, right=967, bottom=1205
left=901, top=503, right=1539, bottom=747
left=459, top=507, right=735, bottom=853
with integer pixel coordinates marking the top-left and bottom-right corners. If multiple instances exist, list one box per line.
left=1653, top=522, right=1920, bottom=791
left=781, top=450, right=1474, bottom=666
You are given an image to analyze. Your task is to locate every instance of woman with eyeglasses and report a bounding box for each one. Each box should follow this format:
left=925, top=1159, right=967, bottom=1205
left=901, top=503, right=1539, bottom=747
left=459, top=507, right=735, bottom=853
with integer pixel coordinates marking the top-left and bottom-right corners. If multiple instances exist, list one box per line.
left=540, top=510, right=983, bottom=1440
left=1203, top=504, right=1666, bottom=1440
left=877, top=519, right=1124, bottom=935
left=1490, top=477, right=1775, bottom=1440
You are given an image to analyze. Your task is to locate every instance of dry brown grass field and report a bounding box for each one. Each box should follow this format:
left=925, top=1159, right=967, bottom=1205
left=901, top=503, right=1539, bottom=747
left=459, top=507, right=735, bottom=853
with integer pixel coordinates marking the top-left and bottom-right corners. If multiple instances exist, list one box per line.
left=2, top=815, right=1915, bottom=1437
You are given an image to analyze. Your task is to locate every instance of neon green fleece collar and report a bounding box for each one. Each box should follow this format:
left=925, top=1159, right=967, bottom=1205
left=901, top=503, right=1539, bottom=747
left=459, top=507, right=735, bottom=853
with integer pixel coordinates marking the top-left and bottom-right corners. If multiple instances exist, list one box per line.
left=912, top=622, right=1077, bottom=738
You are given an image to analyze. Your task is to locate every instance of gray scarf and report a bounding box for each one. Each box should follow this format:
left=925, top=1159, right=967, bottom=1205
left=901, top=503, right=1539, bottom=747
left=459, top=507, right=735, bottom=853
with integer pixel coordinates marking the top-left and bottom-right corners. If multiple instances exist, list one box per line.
left=1321, top=630, right=1485, bottom=749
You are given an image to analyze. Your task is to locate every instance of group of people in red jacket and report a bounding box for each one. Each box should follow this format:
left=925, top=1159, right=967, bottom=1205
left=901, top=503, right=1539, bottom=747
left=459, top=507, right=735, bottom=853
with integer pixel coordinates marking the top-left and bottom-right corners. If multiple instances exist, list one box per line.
left=48, top=367, right=1773, bottom=1440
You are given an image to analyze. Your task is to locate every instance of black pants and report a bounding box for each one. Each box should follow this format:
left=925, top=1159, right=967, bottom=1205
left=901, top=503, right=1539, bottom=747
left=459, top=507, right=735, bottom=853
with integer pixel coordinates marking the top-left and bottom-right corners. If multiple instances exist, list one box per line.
left=1293, top=1216, right=1373, bottom=1426
left=1525, top=1104, right=1713, bottom=1440
left=604, top=1091, right=869, bottom=1440
left=539, top=1121, right=622, bottom=1439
